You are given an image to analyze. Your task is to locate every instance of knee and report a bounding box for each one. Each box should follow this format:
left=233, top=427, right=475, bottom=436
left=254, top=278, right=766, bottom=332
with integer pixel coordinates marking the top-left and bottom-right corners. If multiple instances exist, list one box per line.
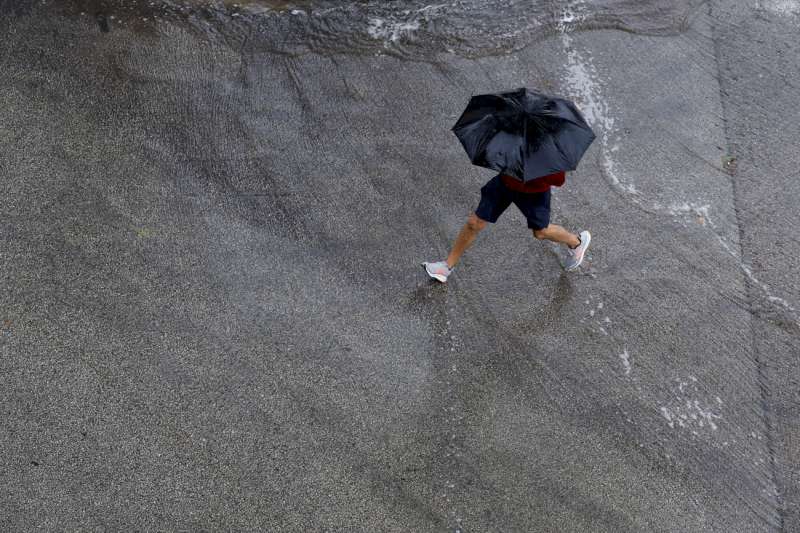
left=533, top=225, right=552, bottom=240
left=467, top=213, right=488, bottom=232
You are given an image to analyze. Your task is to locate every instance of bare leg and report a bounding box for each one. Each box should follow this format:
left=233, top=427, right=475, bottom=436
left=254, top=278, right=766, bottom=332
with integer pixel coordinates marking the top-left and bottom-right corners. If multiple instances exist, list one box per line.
left=446, top=213, right=487, bottom=268
left=532, top=224, right=580, bottom=248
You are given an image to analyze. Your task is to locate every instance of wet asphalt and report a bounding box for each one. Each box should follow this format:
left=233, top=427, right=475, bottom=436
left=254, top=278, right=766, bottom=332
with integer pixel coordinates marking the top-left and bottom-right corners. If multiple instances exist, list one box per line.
left=1, top=0, right=798, bottom=531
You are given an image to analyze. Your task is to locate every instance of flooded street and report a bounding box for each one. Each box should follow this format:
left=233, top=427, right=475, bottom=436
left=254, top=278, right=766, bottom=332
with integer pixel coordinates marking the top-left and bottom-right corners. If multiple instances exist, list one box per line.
left=2, top=0, right=799, bottom=530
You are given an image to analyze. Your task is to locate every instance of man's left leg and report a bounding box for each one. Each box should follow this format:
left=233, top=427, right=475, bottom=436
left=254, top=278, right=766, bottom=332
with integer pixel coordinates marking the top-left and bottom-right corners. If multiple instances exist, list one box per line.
left=533, top=224, right=591, bottom=271
left=532, top=224, right=580, bottom=248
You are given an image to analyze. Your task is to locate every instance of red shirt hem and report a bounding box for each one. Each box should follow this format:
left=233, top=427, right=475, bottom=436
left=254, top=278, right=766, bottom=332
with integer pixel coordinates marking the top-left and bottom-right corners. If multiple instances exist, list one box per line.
left=500, top=171, right=565, bottom=193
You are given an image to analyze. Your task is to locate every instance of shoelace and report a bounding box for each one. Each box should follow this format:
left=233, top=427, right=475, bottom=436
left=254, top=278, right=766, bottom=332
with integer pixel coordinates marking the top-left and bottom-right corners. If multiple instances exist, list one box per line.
left=429, top=263, right=450, bottom=274
left=569, top=238, right=582, bottom=256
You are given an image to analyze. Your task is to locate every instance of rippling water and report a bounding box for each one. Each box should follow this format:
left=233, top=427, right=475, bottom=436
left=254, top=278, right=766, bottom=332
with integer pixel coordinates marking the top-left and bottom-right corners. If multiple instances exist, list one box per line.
left=62, top=0, right=703, bottom=58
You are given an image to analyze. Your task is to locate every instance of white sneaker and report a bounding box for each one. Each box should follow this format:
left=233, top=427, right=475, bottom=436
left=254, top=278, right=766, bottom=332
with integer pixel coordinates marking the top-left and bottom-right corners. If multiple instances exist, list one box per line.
left=565, top=230, right=591, bottom=271
left=422, top=260, right=452, bottom=283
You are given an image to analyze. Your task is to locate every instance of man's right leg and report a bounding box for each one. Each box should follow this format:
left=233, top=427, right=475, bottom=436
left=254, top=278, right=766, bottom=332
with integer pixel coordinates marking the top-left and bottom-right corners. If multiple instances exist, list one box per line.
left=423, top=176, right=507, bottom=282
left=446, top=213, right=487, bottom=268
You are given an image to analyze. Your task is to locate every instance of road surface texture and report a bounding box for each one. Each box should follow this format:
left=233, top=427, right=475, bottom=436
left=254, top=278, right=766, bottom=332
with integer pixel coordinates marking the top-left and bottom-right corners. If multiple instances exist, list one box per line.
left=1, top=0, right=798, bottom=530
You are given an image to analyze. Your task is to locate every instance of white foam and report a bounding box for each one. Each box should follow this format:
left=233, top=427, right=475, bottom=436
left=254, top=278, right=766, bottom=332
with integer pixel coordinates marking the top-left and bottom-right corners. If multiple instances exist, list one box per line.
left=620, top=349, right=632, bottom=375
left=742, top=264, right=799, bottom=321
left=660, top=406, right=674, bottom=428
left=558, top=6, right=638, bottom=198
left=368, top=18, right=421, bottom=44
left=760, top=0, right=800, bottom=15
left=417, top=4, right=448, bottom=14
left=667, top=201, right=711, bottom=219
left=660, top=377, right=722, bottom=432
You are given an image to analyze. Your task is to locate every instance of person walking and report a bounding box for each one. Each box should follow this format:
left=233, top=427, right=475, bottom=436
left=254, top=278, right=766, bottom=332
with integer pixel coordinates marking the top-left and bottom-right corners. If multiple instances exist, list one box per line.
left=422, top=170, right=590, bottom=283
left=422, top=87, right=595, bottom=283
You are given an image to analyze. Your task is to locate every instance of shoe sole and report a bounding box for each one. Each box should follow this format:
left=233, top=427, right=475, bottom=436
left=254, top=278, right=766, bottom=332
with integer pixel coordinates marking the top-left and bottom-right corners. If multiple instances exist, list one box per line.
left=421, top=263, right=448, bottom=283
left=566, top=232, right=591, bottom=271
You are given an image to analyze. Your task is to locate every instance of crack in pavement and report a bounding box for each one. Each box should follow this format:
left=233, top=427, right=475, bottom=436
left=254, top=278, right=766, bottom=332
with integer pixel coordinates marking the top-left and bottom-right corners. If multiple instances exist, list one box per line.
left=709, top=1, right=786, bottom=529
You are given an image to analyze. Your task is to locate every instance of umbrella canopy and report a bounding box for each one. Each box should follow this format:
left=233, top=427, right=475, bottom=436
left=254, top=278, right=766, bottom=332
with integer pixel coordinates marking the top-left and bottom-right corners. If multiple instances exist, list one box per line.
left=452, top=88, right=596, bottom=182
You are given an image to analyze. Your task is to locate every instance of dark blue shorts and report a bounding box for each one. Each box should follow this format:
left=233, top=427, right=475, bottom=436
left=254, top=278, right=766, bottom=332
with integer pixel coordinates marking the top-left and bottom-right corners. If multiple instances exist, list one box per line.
left=475, top=175, right=551, bottom=230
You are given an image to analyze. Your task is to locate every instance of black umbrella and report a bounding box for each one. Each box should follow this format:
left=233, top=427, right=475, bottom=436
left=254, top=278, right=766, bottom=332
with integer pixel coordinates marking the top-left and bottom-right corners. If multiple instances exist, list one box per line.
left=452, top=87, right=596, bottom=182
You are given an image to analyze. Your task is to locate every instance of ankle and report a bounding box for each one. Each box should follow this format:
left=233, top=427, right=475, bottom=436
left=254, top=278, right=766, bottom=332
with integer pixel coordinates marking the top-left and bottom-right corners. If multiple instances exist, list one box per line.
left=568, top=235, right=581, bottom=249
